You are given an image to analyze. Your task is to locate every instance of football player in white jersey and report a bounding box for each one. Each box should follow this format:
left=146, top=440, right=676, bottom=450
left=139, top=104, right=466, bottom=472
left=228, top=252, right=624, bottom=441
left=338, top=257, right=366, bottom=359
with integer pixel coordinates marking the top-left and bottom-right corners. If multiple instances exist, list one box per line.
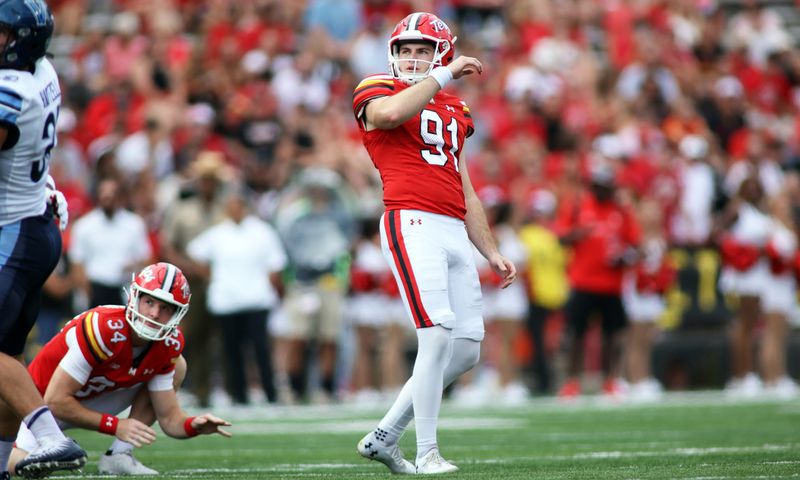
left=0, top=1, right=86, bottom=478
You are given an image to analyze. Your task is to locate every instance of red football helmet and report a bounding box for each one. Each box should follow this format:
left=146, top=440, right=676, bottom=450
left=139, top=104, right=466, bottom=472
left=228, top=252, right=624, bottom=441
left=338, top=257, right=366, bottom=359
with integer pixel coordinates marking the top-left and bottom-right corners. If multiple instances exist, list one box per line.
left=388, top=12, right=456, bottom=85
left=126, top=262, right=191, bottom=341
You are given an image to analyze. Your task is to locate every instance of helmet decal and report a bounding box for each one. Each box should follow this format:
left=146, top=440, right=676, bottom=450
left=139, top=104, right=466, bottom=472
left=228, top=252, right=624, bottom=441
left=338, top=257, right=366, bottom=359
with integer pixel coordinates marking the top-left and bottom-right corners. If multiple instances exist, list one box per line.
left=140, top=265, right=156, bottom=283
left=23, top=0, right=49, bottom=25
left=180, top=279, right=191, bottom=301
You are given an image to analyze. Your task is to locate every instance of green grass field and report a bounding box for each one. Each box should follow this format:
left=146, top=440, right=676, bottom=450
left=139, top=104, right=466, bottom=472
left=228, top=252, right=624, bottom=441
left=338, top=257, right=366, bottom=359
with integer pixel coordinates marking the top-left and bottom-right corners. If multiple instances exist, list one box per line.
left=56, top=392, right=799, bottom=479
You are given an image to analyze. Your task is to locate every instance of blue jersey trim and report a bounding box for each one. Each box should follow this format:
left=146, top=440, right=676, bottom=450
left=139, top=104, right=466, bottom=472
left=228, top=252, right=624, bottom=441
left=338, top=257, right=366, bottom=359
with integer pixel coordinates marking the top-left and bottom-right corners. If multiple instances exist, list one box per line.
left=0, top=220, right=21, bottom=269
left=0, top=87, right=22, bottom=111
left=0, top=108, right=18, bottom=125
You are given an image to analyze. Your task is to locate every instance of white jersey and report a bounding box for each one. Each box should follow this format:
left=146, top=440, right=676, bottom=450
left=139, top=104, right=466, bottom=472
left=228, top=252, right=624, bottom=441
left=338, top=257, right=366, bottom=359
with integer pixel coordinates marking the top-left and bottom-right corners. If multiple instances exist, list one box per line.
left=0, top=57, right=61, bottom=226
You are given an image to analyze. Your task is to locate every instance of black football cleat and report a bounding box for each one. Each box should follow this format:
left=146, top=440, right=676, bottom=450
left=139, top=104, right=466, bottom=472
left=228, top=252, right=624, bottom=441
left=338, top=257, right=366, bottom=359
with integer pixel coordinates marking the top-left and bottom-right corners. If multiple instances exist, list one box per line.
left=15, top=437, right=87, bottom=479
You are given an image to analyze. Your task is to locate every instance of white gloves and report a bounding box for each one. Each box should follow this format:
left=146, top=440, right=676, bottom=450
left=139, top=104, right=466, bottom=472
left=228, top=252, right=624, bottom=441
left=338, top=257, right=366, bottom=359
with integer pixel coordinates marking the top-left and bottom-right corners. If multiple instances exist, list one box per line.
left=45, top=174, right=69, bottom=231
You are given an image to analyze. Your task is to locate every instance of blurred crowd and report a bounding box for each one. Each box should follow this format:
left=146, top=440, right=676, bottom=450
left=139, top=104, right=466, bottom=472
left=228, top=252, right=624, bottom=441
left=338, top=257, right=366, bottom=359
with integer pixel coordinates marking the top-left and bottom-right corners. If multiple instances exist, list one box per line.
left=38, top=0, right=800, bottom=407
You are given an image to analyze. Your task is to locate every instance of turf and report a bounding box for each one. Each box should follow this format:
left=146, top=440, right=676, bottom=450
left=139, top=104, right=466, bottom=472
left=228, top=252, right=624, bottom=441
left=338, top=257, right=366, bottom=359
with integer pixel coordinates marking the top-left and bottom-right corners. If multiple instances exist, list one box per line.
left=54, top=392, right=799, bottom=479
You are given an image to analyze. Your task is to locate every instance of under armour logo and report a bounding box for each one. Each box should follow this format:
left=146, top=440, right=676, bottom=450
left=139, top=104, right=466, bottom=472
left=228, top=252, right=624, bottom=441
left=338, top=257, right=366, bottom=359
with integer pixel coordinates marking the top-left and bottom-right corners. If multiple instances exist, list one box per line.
left=445, top=105, right=455, bottom=112
left=364, top=443, right=378, bottom=457
left=410, top=218, right=422, bottom=226
left=128, top=367, right=137, bottom=376
left=104, top=417, right=115, bottom=427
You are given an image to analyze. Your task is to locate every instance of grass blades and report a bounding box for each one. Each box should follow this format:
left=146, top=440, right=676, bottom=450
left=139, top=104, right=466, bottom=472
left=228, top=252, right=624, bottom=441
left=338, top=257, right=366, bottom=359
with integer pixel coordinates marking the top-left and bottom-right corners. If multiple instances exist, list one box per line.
left=56, top=392, right=800, bottom=479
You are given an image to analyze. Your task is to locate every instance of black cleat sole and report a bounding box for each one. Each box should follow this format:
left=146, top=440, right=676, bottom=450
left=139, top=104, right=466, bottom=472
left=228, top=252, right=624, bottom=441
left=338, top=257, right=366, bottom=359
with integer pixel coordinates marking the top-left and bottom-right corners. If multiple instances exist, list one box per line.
left=15, top=456, right=87, bottom=479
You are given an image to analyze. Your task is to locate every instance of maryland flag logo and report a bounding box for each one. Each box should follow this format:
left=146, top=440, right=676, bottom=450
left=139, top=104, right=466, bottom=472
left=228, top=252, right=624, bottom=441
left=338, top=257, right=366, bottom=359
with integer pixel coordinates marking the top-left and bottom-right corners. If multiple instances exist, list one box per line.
left=460, top=101, right=471, bottom=119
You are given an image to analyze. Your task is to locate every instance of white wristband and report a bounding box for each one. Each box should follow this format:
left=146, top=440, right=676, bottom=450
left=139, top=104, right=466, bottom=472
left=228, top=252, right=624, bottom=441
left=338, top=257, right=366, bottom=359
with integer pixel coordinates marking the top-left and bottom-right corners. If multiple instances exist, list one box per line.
left=430, top=66, right=453, bottom=89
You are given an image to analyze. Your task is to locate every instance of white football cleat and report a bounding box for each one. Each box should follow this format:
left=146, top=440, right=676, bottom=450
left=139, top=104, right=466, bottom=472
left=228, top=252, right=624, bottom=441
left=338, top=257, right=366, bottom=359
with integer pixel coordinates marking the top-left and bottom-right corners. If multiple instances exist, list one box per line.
left=416, top=448, right=459, bottom=474
left=98, top=452, right=158, bottom=475
left=357, top=432, right=416, bottom=474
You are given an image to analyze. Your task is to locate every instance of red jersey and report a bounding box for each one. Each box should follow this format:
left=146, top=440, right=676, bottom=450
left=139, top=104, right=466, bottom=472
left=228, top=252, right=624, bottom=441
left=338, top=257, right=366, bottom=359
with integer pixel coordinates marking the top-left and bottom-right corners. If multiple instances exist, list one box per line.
left=353, top=74, right=475, bottom=220
left=555, top=193, right=641, bottom=294
left=29, top=306, right=184, bottom=400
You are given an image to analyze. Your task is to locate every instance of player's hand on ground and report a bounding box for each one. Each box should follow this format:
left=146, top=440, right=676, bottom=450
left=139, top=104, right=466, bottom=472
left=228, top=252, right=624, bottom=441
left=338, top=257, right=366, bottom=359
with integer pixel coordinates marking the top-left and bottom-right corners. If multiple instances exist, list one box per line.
left=489, top=254, right=517, bottom=289
left=192, top=413, right=232, bottom=437
left=447, top=55, right=482, bottom=79
left=117, top=418, right=157, bottom=447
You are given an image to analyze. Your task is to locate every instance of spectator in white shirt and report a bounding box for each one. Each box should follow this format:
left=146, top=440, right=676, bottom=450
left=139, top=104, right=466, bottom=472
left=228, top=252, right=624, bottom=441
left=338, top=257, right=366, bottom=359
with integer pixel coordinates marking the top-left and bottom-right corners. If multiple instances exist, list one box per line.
left=187, top=188, right=288, bottom=405
left=671, top=135, right=717, bottom=246
left=115, top=116, right=174, bottom=181
left=348, top=15, right=389, bottom=80
left=271, top=51, right=331, bottom=115
left=69, top=177, right=152, bottom=307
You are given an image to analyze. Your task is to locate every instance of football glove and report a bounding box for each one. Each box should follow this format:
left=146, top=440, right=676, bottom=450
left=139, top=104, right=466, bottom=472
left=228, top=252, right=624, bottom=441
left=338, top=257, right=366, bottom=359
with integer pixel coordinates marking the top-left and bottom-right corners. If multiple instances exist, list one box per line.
left=45, top=174, right=69, bottom=231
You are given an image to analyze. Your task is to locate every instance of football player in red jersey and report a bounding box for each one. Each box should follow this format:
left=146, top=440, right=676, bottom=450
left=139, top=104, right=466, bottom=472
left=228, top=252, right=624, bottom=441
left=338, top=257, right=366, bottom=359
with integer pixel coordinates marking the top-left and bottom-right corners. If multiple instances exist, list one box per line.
left=353, top=12, right=516, bottom=475
left=8, top=263, right=231, bottom=476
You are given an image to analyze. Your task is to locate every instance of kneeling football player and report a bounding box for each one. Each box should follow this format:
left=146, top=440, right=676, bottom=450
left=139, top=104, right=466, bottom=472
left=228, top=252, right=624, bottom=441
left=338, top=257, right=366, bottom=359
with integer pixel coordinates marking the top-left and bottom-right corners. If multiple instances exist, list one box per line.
left=9, top=263, right=231, bottom=476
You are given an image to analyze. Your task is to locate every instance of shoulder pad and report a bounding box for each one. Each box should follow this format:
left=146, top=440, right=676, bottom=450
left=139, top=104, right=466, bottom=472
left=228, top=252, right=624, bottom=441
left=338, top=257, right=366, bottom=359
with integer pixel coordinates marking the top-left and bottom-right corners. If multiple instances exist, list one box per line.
left=77, top=308, right=128, bottom=363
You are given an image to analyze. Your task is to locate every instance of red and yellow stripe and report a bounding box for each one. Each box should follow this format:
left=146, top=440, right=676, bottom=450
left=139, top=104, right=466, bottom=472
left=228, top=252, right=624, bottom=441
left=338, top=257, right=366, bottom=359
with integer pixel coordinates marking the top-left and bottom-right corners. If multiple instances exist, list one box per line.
left=355, top=76, right=394, bottom=92
left=83, top=312, right=111, bottom=361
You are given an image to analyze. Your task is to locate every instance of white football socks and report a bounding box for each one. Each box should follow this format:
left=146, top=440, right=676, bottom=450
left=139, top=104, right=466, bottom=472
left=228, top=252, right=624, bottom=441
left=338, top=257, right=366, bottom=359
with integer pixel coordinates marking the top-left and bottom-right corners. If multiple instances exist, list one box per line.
left=108, top=439, right=134, bottom=455
left=411, top=326, right=452, bottom=460
left=376, top=375, right=415, bottom=445
left=23, top=406, right=65, bottom=443
left=376, top=336, right=482, bottom=453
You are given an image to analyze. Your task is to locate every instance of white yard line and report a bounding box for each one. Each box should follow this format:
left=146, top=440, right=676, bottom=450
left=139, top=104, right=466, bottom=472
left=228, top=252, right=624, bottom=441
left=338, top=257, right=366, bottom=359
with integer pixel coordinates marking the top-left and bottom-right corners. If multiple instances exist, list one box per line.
left=138, top=443, right=799, bottom=461
left=195, top=390, right=798, bottom=423
left=48, top=447, right=800, bottom=480
left=461, top=444, right=799, bottom=462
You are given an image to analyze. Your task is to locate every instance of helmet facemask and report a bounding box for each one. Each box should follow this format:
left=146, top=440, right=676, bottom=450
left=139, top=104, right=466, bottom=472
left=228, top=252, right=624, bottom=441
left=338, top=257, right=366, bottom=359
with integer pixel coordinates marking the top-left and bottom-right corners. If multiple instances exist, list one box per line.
left=388, top=37, right=454, bottom=85
left=387, top=12, right=456, bottom=86
left=125, top=279, right=189, bottom=341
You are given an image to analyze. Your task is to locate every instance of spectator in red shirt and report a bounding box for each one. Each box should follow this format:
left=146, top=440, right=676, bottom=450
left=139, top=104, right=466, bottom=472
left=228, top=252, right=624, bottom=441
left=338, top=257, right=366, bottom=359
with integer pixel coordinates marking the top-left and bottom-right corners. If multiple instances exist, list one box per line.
left=555, top=163, right=641, bottom=399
